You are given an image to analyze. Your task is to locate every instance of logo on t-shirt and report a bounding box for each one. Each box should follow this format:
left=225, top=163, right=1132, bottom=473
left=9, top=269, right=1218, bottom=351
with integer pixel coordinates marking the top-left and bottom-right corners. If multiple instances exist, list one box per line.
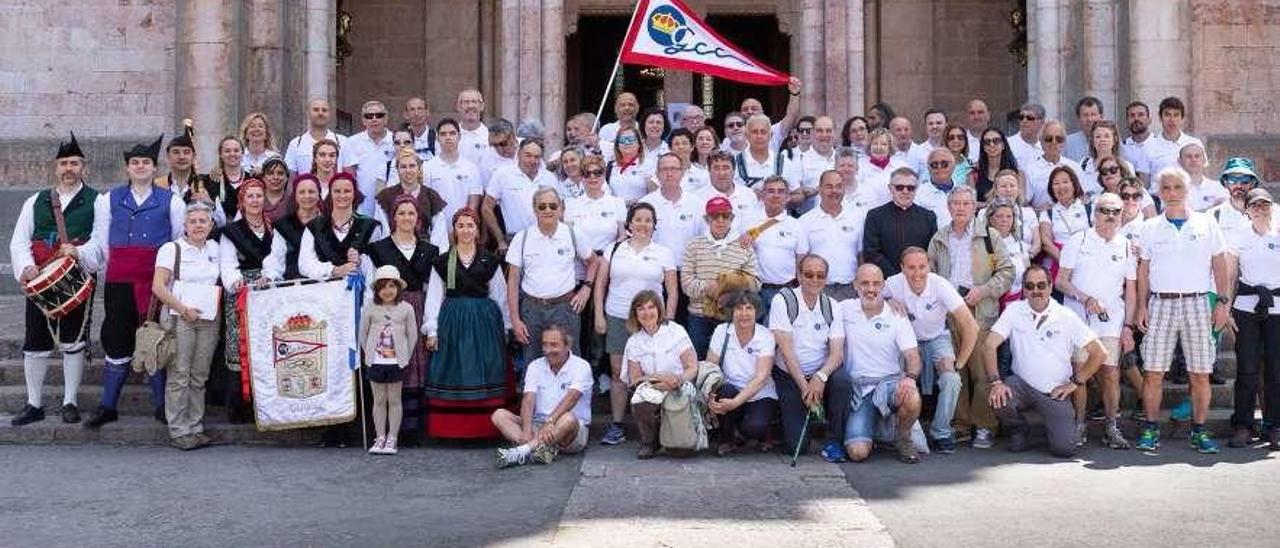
left=1111, top=254, right=1122, bottom=262
left=813, top=322, right=823, bottom=331
left=557, top=246, right=570, bottom=256
left=601, top=210, right=613, bottom=218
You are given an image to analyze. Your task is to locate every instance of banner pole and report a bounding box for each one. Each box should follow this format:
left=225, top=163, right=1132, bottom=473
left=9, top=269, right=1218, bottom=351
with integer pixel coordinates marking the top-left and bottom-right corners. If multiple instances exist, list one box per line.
left=592, top=0, right=644, bottom=133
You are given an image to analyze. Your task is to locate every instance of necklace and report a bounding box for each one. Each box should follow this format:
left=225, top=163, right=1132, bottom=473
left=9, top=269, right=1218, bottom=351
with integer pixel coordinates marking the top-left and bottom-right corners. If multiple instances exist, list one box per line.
left=332, top=214, right=354, bottom=232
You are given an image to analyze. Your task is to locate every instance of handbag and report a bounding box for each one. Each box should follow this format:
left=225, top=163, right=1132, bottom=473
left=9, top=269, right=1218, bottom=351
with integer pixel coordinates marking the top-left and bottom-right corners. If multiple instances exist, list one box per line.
left=657, top=325, right=729, bottom=452
left=133, top=242, right=181, bottom=375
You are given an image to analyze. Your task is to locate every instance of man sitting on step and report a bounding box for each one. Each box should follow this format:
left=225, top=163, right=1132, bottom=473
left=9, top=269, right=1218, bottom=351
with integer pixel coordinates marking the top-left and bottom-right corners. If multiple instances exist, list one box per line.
left=493, top=325, right=593, bottom=468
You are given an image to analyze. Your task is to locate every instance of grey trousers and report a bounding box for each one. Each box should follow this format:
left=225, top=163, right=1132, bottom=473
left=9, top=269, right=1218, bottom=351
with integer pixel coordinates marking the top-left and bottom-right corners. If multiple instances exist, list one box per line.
left=519, top=294, right=581, bottom=363
left=994, top=375, right=1077, bottom=457
left=167, top=317, right=219, bottom=439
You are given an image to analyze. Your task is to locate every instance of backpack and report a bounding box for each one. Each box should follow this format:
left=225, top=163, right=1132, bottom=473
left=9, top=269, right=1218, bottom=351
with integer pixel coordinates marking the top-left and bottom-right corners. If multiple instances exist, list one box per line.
left=660, top=325, right=728, bottom=453
left=1047, top=201, right=1094, bottom=229
left=778, top=287, right=834, bottom=327
left=734, top=151, right=786, bottom=190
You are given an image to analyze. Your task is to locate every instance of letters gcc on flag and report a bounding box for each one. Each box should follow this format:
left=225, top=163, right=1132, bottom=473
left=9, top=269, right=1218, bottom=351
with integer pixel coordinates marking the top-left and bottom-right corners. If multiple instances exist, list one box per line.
left=242, top=280, right=358, bottom=431
left=620, top=0, right=790, bottom=86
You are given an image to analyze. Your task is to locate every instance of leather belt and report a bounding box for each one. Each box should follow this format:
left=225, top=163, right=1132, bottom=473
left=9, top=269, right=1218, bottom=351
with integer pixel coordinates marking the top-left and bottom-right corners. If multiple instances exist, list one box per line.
left=761, top=280, right=797, bottom=290
left=522, top=290, right=575, bottom=306
left=1152, top=292, right=1207, bottom=299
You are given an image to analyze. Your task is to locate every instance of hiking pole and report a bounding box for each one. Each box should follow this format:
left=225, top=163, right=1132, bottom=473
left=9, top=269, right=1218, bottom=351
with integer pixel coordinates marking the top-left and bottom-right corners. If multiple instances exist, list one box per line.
left=790, top=403, right=824, bottom=467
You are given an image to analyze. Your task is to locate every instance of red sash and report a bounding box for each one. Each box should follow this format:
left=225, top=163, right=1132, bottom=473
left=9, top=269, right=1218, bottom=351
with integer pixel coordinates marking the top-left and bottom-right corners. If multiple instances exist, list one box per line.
left=105, top=246, right=160, bottom=319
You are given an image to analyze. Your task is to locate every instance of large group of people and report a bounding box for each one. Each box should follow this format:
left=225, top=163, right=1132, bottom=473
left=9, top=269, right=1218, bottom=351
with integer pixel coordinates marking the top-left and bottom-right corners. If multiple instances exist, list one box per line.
left=10, top=82, right=1278, bottom=467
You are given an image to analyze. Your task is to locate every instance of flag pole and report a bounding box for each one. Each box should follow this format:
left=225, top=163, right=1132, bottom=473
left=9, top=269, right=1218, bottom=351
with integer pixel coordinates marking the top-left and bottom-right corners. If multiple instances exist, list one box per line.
left=592, top=0, right=644, bottom=133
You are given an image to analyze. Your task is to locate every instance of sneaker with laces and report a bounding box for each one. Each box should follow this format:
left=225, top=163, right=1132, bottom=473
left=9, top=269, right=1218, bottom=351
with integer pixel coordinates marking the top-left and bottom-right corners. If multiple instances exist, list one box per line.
left=369, top=437, right=386, bottom=454
left=1189, top=429, right=1219, bottom=454
left=383, top=437, right=398, bottom=455
left=932, top=436, right=957, bottom=454
left=1075, top=421, right=1087, bottom=448
left=601, top=423, right=626, bottom=445
left=496, top=447, right=527, bottom=469
left=530, top=444, right=557, bottom=464
left=1135, top=424, right=1160, bottom=451
left=972, top=428, right=994, bottom=449
left=820, top=441, right=848, bottom=462
left=1104, top=420, right=1131, bottom=449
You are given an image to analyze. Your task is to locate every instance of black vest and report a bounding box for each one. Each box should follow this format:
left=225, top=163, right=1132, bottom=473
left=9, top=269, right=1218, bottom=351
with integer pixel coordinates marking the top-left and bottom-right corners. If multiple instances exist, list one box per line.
left=222, top=218, right=273, bottom=272
left=274, top=215, right=308, bottom=280
left=367, top=237, right=439, bottom=292
left=308, top=214, right=379, bottom=264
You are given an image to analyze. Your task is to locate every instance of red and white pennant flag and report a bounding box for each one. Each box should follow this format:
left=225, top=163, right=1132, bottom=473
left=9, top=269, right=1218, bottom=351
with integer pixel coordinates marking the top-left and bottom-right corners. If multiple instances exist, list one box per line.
left=619, top=0, right=790, bottom=86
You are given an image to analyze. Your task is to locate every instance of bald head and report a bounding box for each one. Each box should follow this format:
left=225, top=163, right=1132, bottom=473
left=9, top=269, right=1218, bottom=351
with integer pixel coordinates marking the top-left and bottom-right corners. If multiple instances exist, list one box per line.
left=889, top=117, right=914, bottom=150
left=966, top=99, right=990, bottom=133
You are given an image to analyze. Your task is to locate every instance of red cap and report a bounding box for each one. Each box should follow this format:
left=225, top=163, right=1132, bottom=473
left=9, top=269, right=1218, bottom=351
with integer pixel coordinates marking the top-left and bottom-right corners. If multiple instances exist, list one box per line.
left=705, top=196, right=733, bottom=215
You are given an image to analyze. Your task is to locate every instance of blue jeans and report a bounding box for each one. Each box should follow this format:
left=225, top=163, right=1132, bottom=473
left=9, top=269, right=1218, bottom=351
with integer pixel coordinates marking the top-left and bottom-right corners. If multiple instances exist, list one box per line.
left=687, top=314, right=719, bottom=360
left=919, top=334, right=961, bottom=440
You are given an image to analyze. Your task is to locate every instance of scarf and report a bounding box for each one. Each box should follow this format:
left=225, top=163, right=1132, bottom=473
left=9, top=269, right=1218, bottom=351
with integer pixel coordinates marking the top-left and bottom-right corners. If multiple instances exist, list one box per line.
left=869, top=155, right=891, bottom=170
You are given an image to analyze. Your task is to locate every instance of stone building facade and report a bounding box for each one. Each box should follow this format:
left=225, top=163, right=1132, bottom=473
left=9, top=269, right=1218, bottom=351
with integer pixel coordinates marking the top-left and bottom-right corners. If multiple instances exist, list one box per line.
left=1, top=0, right=1277, bottom=185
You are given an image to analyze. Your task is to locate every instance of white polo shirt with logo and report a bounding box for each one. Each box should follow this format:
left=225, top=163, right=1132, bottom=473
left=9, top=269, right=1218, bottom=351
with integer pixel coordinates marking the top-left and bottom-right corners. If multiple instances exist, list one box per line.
left=1025, top=155, right=1085, bottom=209
left=750, top=212, right=808, bottom=285
left=768, top=290, right=845, bottom=375
left=709, top=324, right=777, bottom=401
left=486, top=165, right=557, bottom=236
left=424, top=155, right=482, bottom=223
left=883, top=272, right=966, bottom=341
left=458, top=123, right=490, bottom=167
left=839, top=301, right=918, bottom=380
left=624, top=322, right=695, bottom=378
left=993, top=300, right=1097, bottom=393
left=1187, top=176, right=1230, bottom=212
left=507, top=222, right=595, bottom=299
left=603, top=240, right=676, bottom=319
left=1137, top=211, right=1226, bottom=293
left=799, top=204, right=865, bottom=284
left=1142, top=132, right=1201, bottom=190
left=639, top=189, right=706, bottom=269
left=524, top=354, right=594, bottom=426
left=1229, top=226, right=1280, bottom=316
left=701, top=184, right=760, bottom=235
left=1059, top=228, right=1136, bottom=337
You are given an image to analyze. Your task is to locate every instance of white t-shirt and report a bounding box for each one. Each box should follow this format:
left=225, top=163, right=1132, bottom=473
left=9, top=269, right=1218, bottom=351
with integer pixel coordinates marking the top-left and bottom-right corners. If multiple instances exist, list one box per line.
left=1143, top=132, right=1202, bottom=190
left=1039, top=200, right=1093, bottom=246
left=1137, top=211, right=1226, bottom=293
left=485, top=165, right=558, bottom=236
left=1187, top=176, right=1230, bottom=212
left=424, top=155, right=482, bottom=223
left=799, top=205, right=865, bottom=284
left=915, top=182, right=952, bottom=230
left=701, top=184, right=759, bottom=235
left=709, top=323, right=777, bottom=401
left=457, top=123, right=490, bottom=168
left=1059, top=228, right=1137, bottom=337
left=523, top=354, right=594, bottom=425
left=1007, top=133, right=1042, bottom=170
left=857, top=156, right=912, bottom=207
left=768, top=290, right=845, bottom=375
left=604, top=240, right=676, bottom=319
left=1229, top=226, right=1280, bottom=316
left=608, top=160, right=654, bottom=204
left=793, top=147, right=837, bottom=196
left=156, top=238, right=221, bottom=287
left=839, top=301, right=918, bottom=380
left=992, top=300, right=1097, bottom=393
left=638, top=189, right=706, bottom=269
left=624, top=323, right=695, bottom=378
left=1025, top=155, right=1086, bottom=209
left=506, top=223, right=595, bottom=299
left=564, top=193, right=626, bottom=252
left=680, top=165, right=712, bottom=197
left=283, top=129, right=345, bottom=174
left=883, top=272, right=966, bottom=341
left=750, top=212, right=809, bottom=285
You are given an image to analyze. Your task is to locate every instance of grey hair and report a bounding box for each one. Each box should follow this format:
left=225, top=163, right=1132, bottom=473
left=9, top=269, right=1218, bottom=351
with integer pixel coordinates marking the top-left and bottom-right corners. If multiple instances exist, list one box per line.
left=1020, top=102, right=1046, bottom=119
left=746, top=114, right=771, bottom=130
left=1155, top=166, right=1191, bottom=188
left=184, top=199, right=215, bottom=217
left=531, top=186, right=562, bottom=209
left=947, top=185, right=977, bottom=203
left=516, top=119, right=546, bottom=140
left=360, top=100, right=385, bottom=113
left=488, top=118, right=514, bottom=137
left=540, top=323, right=574, bottom=348
left=835, top=147, right=859, bottom=162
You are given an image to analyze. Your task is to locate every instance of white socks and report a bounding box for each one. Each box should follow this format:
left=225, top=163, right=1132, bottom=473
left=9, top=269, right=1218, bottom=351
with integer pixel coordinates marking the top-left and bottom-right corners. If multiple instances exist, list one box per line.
left=62, top=352, right=85, bottom=406
left=514, top=443, right=534, bottom=458
left=22, top=355, right=49, bottom=407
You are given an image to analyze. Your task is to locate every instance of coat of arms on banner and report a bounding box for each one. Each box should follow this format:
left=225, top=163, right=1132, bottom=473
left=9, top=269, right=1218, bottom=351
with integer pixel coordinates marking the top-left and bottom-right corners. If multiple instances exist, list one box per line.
left=273, top=314, right=328, bottom=399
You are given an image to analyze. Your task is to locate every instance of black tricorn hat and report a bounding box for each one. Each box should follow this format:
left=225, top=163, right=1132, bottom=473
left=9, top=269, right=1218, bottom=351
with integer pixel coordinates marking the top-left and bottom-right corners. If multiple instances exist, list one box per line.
left=124, top=134, right=164, bottom=164
left=56, top=131, right=85, bottom=160
left=166, top=125, right=195, bottom=152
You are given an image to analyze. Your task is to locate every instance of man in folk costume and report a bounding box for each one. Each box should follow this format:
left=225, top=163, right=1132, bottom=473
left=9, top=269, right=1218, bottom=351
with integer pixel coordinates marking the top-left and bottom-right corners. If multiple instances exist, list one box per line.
left=8, top=133, right=103, bottom=425
left=155, top=129, right=223, bottom=224
left=83, top=136, right=186, bottom=428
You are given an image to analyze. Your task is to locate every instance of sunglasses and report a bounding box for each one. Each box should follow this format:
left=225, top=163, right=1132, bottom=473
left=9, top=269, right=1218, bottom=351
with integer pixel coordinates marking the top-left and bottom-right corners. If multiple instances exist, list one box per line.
left=982, top=138, right=1003, bottom=146
left=1042, top=135, right=1065, bottom=144
left=946, top=134, right=966, bottom=142
left=801, top=271, right=827, bottom=280
left=1023, top=281, right=1050, bottom=291
left=893, top=184, right=918, bottom=192
left=536, top=202, right=559, bottom=211
left=616, top=135, right=639, bottom=145
left=929, top=161, right=953, bottom=169
left=491, top=139, right=512, bottom=148
left=1097, top=207, right=1122, bottom=216
left=1120, top=192, right=1143, bottom=201
left=725, top=121, right=744, bottom=129
left=584, top=169, right=605, bottom=177
left=363, top=112, right=387, bottom=119
left=1225, top=174, right=1257, bottom=185
left=796, top=127, right=813, bottom=134
left=1100, top=166, right=1121, bottom=175
left=1019, top=114, right=1040, bottom=121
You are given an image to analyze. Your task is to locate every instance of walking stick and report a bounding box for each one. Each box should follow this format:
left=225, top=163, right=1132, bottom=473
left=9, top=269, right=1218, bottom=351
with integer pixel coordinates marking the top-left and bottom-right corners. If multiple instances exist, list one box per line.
left=790, top=403, right=824, bottom=467
left=357, top=366, right=368, bottom=451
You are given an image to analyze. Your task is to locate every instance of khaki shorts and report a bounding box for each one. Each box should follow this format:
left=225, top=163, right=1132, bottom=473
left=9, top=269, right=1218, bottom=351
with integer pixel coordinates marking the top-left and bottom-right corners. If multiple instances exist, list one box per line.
left=533, top=419, right=589, bottom=453
left=1073, top=337, right=1121, bottom=367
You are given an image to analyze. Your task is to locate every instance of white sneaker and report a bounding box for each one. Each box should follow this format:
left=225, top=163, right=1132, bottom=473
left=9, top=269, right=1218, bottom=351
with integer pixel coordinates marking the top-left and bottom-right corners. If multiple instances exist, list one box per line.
left=973, top=428, right=994, bottom=449
left=597, top=374, right=611, bottom=394
left=369, top=437, right=386, bottom=455
left=496, top=447, right=527, bottom=469
left=383, top=437, right=398, bottom=455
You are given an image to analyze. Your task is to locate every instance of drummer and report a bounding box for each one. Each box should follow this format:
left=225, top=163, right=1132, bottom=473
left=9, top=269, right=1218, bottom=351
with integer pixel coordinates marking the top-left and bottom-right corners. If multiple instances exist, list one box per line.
left=8, top=133, right=103, bottom=426
left=84, top=136, right=186, bottom=429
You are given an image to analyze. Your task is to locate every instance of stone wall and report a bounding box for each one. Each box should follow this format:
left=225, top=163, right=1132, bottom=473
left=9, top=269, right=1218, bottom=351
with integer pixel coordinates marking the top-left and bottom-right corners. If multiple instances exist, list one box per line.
left=0, top=0, right=176, bottom=186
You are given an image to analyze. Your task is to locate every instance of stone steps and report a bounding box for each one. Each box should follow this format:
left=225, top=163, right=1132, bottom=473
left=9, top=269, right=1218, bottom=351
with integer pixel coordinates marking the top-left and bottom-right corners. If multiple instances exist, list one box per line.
left=0, top=359, right=148, bottom=386
left=0, top=413, right=319, bottom=445
left=0, top=385, right=157, bottom=416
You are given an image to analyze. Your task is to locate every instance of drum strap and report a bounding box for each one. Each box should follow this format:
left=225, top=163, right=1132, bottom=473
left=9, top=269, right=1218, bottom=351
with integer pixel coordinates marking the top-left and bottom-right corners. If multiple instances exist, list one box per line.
left=50, top=190, right=70, bottom=246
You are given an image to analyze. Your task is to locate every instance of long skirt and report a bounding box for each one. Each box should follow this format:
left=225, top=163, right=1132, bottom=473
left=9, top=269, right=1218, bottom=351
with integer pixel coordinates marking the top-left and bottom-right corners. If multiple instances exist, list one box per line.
left=425, top=296, right=506, bottom=401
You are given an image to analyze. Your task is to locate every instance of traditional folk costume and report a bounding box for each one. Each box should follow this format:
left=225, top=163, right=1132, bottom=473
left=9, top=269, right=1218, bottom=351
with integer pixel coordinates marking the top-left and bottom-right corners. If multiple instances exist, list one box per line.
left=85, top=136, right=186, bottom=428
left=373, top=182, right=450, bottom=250
left=367, top=232, right=438, bottom=444
left=422, top=248, right=513, bottom=439
left=8, top=133, right=101, bottom=425
left=218, top=181, right=274, bottom=422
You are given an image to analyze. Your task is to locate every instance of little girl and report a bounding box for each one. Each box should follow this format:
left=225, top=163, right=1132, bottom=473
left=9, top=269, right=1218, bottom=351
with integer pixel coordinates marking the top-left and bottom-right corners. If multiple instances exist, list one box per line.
left=360, top=266, right=420, bottom=455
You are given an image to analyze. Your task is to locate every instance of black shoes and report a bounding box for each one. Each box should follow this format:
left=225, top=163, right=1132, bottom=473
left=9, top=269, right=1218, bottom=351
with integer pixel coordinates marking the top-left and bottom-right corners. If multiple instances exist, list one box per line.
left=1229, top=427, right=1253, bottom=448
left=61, top=404, right=80, bottom=424
left=83, top=406, right=118, bottom=429
left=10, top=404, right=45, bottom=426
left=154, top=407, right=167, bottom=425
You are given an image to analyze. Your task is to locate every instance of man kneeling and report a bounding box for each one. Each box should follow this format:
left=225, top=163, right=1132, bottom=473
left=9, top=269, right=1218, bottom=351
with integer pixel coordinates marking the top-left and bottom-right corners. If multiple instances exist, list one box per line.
left=493, top=325, right=593, bottom=468
left=985, top=265, right=1105, bottom=457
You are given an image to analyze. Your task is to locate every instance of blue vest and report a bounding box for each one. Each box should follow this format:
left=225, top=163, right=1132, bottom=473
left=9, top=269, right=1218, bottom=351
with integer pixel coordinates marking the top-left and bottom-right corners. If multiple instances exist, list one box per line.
left=107, top=184, right=175, bottom=248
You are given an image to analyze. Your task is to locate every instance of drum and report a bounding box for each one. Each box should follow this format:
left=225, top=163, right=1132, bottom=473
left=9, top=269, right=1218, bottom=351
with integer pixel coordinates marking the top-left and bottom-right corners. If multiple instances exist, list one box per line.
left=22, top=255, right=94, bottom=319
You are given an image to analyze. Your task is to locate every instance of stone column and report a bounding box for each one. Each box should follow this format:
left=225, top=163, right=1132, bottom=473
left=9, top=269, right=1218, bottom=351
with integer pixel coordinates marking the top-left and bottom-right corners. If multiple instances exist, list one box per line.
left=1028, top=0, right=1066, bottom=120
left=245, top=0, right=285, bottom=133
left=1129, top=0, right=1190, bottom=109
left=177, top=0, right=238, bottom=164
left=518, top=0, right=544, bottom=124
left=541, top=0, right=565, bottom=149
left=839, top=0, right=862, bottom=125
left=798, top=0, right=824, bottom=116
left=302, top=0, right=335, bottom=110
left=500, top=0, right=521, bottom=122
left=1082, top=0, right=1117, bottom=119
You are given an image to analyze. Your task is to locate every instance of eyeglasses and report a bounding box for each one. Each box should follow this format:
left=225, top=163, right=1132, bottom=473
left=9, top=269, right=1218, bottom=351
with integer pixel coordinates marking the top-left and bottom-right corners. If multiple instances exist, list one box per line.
left=394, top=139, right=413, bottom=146
left=491, top=139, right=512, bottom=148
left=1019, top=114, right=1041, bottom=121
left=363, top=112, right=387, bottom=120
left=1042, top=135, right=1065, bottom=144
left=1097, top=207, right=1122, bottom=216
left=725, top=121, right=744, bottom=129
left=1119, top=192, right=1143, bottom=201
left=1100, top=166, right=1121, bottom=175
left=796, top=127, right=813, bottom=134
left=801, top=271, right=827, bottom=280
left=946, top=134, right=966, bottom=142
left=928, top=161, right=952, bottom=169
left=536, top=202, right=559, bottom=211
left=982, top=138, right=1003, bottom=146
left=584, top=169, right=605, bottom=177
left=1023, top=281, right=1050, bottom=290
left=893, top=184, right=917, bottom=192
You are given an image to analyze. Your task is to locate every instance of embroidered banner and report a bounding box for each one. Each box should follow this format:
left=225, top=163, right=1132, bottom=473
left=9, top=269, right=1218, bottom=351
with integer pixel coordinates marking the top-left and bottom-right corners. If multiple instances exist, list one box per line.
left=243, top=279, right=358, bottom=431
left=619, top=0, right=790, bottom=86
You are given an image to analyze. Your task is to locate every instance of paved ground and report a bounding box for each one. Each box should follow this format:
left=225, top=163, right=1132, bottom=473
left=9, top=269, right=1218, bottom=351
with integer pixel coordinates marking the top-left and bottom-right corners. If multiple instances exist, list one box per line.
left=3, top=438, right=1278, bottom=547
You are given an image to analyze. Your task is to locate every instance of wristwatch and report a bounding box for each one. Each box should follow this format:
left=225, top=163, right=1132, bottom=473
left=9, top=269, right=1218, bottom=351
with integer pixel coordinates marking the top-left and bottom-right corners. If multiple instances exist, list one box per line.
left=986, top=373, right=1002, bottom=384
left=814, top=370, right=829, bottom=383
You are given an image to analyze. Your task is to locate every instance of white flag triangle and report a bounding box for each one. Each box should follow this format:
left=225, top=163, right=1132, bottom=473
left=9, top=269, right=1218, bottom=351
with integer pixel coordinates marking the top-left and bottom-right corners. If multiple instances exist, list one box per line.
left=620, top=0, right=790, bottom=86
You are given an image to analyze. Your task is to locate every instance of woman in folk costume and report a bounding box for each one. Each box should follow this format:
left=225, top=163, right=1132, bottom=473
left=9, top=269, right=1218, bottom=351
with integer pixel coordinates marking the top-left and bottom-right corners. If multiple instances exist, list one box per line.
left=259, top=156, right=292, bottom=223
left=373, top=147, right=450, bottom=251
left=263, top=173, right=323, bottom=282
left=8, top=133, right=102, bottom=426
left=218, top=179, right=274, bottom=423
left=422, top=208, right=512, bottom=439
left=367, top=195, right=440, bottom=445
left=85, top=135, right=186, bottom=429
left=298, top=171, right=381, bottom=283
